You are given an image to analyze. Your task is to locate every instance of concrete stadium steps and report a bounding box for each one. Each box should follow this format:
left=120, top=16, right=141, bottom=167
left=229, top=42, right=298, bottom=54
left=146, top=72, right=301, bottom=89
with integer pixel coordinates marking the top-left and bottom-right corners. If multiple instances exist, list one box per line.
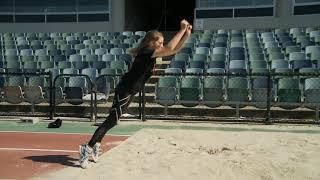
left=147, top=76, right=160, bottom=84
left=155, top=64, right=169, bottom=70
left=107, top=92, right=155, bottom=103
left=144, top=83, right=155, bottom=93
left=155, top=57, right=170, bottom=68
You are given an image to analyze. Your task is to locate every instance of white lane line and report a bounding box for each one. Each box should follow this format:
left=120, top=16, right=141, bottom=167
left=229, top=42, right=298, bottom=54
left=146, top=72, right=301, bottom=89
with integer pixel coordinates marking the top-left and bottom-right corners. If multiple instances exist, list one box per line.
left=0, top=141, right=125, bottom=153
left=0, top=131, right=131, bottom=137
left=0, top=148, right=78, bottom=153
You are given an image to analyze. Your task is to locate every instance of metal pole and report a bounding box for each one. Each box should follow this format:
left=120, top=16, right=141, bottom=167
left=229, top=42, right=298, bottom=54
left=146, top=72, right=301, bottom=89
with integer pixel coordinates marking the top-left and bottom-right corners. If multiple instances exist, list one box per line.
left=142, top=84, right=146, bottom=121
left=49, top=72, right=54, bottom=120
left=265, top=72, right=272, bottom=124
left=139, top=90, right=142, bottom=120
left=90, top=78, right=94, bottom=121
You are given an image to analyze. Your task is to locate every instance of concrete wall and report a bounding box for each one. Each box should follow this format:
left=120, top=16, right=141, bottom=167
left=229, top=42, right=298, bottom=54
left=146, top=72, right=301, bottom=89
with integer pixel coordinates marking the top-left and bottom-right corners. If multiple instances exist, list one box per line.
left=0, top=0, right=319, bottom=32
left=195, top=0, right=320, bottom=30
left=0, top=0, right=125, bottom=33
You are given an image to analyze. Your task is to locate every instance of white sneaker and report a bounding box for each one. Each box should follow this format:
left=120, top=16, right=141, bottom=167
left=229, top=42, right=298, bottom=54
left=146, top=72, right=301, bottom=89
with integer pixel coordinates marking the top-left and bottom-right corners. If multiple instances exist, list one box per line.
left=79, top=144, right=93, bottom=169
left=92, top=143, right=102, bottom=163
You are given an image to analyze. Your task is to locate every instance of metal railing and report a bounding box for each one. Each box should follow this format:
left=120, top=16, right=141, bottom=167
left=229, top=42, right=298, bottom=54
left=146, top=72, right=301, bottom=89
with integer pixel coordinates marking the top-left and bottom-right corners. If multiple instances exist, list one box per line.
left=1, top=71, right=319, bottom=124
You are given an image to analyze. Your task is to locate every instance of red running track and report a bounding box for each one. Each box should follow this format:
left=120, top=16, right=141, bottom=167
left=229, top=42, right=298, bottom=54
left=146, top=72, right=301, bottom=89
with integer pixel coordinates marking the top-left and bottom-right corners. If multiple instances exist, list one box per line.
left=0, top=132, right=128, bottom=180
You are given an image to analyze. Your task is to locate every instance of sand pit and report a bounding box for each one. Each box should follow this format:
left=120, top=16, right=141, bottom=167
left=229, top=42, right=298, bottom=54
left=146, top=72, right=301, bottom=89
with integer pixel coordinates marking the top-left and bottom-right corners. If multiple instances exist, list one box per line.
left=34, top=127, right=320, bottom=180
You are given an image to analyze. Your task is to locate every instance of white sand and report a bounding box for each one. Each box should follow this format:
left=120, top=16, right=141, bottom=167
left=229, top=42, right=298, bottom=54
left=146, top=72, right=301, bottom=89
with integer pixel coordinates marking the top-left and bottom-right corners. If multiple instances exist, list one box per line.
left=34, top=123, right=320, bottom=180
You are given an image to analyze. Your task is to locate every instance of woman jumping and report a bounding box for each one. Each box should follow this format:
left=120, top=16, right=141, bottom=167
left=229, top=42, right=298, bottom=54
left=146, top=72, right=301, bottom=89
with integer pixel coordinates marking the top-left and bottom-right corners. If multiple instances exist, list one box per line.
left=79, top=19, right=193, bottom=168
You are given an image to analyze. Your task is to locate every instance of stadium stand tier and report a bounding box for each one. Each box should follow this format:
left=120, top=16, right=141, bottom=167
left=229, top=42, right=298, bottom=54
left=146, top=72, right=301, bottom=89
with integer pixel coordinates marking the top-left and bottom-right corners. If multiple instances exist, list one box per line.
left=0, top=27, right=320, bottom=123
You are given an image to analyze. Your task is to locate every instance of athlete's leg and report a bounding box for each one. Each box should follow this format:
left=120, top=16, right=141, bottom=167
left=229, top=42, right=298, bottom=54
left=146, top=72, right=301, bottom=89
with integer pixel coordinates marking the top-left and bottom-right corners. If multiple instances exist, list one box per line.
left=80, top=88, right=135, bottom=168
left=88, top=88, right=135, bottom=147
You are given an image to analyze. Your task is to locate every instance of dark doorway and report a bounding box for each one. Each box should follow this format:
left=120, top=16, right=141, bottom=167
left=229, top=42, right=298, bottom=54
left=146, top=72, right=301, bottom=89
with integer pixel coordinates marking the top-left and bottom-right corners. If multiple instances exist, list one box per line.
left=125, top=0, right=162, bottom=31
left=125, top=0, right=195, bottom=31
left=158, top=0, right=195, bottom=31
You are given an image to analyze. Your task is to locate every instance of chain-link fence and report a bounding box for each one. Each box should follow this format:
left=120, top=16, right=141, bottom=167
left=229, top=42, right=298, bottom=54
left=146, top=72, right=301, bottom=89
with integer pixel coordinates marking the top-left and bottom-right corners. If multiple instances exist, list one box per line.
left=0, top=71, right=53, bottom=117
left=1, top=71, right=320, bottom=124
left=150, top=71, right=320, bottom=124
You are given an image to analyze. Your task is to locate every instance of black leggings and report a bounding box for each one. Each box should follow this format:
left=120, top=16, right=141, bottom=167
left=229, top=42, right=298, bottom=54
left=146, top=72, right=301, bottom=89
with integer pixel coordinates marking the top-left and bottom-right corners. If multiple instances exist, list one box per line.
left=88, top=87, right=135, bottom=147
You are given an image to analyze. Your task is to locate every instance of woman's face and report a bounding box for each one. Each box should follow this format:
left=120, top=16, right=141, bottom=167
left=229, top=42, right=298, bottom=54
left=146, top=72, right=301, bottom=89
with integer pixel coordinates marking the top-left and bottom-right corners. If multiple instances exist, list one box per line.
left=150, top=36, right=164, bottom=50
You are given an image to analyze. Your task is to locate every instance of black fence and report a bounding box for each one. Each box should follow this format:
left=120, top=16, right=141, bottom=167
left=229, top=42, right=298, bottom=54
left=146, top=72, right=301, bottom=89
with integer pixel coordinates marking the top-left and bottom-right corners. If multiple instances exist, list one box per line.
left=150, top=71, right=320, bottom=124
left=0, top=71, right=320, bottom=124
left=0, top=71, right=53, bottom=116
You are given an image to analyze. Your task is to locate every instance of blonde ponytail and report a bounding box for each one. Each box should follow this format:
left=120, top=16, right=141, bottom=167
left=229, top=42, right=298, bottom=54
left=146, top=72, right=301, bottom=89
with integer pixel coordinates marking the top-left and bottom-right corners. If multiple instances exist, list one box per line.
left=128, top=30, right=163, bottom=56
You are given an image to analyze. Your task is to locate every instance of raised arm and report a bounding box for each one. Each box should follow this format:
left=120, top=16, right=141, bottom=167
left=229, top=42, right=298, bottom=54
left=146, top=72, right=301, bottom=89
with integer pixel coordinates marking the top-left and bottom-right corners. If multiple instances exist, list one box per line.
left=171, top=25, right=192, bottom=54
left=152, top=21, right=192, bottom=58
left=166, top=19, right=189, bottom=49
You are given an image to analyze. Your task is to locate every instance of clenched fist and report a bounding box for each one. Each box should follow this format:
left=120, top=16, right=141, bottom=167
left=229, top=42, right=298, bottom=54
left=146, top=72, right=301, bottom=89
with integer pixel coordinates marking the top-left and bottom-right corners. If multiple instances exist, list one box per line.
left=180, top=19, right=190, bottom=30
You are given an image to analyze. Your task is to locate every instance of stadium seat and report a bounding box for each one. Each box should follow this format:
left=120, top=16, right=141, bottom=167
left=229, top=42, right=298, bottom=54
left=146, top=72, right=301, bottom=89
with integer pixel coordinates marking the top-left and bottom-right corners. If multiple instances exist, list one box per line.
left=192, top=53, right=208, bottom=63
left=276, top=78, right=301, bottom=110
left=249, top=53, right=266, bottom=61
left=24, top=86, right=45, bottom=114
left=251, top=76, right=269, bottom=109
left=164, top=68, right=183, bottom=75
left=94, top=48, right=108, bottom=56
left=268, top=52, right=285, bottom=62
left=304, top=78, right=320, bottom=110
left=155, top=76, right=178, bottom=107
left=23, top=61, right=39, bottom=73
left=81, top=68, right=99, bottom=82
left=100, top=68, right=119, bottom=89
left=84, top=55, right=98, bottom=62
left=135, top=31, right=146, bottom=37
left=226, top=77, right=249, bottom=108
left=35, top=49, right=48, bottom=56
left=179, top=77, right=201, bottom=107
left=110, top=60, right=128, bottom=72
left=285, top=46, right=301, bottom=56
left=91, top=61, right=109, bottom=72
left=271, top=59, right=289, bottom=71
left=110, top=48, right=124, bottom=55
left=20, top=49, right=33, bottom=56
left=169, top=61, right=186, bottom=71
left=195, top=47, right=210, bottom=55
left=210, top=53, right=226, bottom=61
left=207, top=60, right=226, bottom=69
left=65, top=76, right=87, bottom=105
left=229, top=47, right=245, bottom=61
left=249, top=60, right=268, bottom=70
left=228, top=60, right=247, bottom=74
left=62, top=68, right=79, bottom=75
left=6, top=76, right=25, bottom=87
left=202, top=75, right=224, bottom=108
left=80, top=48, right=92, bottom=56
left=173, top=53, right=190, bottom=63
left=188, top=61, right=205, bottom=69
left=212, top=47, right=227, bottom=55
left=179, top=47, right=193, bottom=56
left=3, top=86, right=23, bottom=104
left=39, top=61, right=54, bottom=70
left=289, top=52, right=312, bottom=70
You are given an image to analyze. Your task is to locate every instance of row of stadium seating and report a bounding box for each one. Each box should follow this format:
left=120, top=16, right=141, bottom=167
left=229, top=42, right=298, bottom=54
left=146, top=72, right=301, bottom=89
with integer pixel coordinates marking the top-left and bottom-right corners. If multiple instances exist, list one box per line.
left=168, top=27, right=320, bottom=75
left=0, top=31, right=146, bottom=44
left=0, top=55, right=130, bottom=72
left=1, top=72, right=319, bottom=111
left=155, top=75, right=320, bottom=110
